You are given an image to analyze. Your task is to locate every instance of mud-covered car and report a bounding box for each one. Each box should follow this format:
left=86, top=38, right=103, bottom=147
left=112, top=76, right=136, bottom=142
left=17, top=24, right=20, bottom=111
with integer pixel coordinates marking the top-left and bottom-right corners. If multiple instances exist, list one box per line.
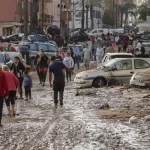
left=74, top=58, right=150, bottom=88
left=130, top=68, right=150, bottom=87
left=101, top=53, right=133, bottom=65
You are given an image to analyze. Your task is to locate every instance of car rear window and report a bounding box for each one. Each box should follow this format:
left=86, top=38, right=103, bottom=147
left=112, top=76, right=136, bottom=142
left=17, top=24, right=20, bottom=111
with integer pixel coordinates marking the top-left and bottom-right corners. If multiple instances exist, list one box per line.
left=110, top=55, right=133, bottom=59
left=38, top=44, right=49, bottom=52
left=48, top=45, right=57, bottom=52
left=0, top=54, right=4, bottom=63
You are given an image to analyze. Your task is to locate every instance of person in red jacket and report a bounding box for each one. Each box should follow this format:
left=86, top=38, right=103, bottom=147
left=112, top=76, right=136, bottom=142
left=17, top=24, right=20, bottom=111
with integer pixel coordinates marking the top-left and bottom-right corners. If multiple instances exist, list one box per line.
left=3, top=65, right=20, bottom=117
left=0, top=65, right=9, bottom=127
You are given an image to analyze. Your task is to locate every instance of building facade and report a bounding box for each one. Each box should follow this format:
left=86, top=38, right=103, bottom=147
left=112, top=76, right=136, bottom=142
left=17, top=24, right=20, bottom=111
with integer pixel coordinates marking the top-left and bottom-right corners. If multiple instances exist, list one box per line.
left=72, top=0, right=104, bottom=30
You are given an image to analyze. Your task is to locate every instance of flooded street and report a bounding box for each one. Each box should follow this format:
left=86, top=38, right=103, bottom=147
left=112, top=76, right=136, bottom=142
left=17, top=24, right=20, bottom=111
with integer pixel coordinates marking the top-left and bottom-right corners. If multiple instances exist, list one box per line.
left=0, top=72, right=150, bottom=150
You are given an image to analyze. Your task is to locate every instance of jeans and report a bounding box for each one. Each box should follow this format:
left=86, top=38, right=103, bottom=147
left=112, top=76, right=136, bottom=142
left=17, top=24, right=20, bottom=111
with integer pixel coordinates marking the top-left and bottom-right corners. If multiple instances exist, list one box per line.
left=66, top=70, right=71, bottom=81
left=74, top=55, right=80, bottom=69
left=24, top=86, right=31, bottom=99
left=53, top=80, right=65, bottom=105
left=18, top=78, right=23, bottom=98
left=39, top=71, right=47, bottom=83
left=0, top=96, right=4, bottom=124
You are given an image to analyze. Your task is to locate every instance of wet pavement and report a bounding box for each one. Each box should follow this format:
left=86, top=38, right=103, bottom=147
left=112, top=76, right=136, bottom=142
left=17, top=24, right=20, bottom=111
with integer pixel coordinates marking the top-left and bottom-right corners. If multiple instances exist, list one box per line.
left=0, top=72, right=150, bottom=150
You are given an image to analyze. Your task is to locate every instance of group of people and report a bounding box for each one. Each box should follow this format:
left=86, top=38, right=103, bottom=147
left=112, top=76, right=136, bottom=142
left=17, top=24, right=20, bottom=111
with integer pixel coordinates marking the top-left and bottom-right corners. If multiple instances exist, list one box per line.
left=0, top=57, right=32, bottom=127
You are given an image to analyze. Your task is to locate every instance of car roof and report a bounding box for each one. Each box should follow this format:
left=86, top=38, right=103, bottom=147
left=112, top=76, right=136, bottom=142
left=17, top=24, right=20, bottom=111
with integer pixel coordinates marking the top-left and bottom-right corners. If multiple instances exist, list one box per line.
left=111, top=57, right=150, bottom=61
left=106, top=53, right=133, bottom=56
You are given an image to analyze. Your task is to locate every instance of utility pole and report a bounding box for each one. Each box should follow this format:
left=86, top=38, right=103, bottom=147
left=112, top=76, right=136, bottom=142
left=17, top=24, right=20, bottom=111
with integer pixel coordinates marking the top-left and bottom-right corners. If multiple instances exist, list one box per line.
left=24, top=0, right=28, bottom=40
left=41, top=0, right=44, bottom=34
left=60, top=0, right=62, bottom=36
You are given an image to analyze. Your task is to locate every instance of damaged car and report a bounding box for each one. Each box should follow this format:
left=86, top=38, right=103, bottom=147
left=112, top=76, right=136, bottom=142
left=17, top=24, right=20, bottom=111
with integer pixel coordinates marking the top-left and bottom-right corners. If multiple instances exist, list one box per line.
left=74, top=58, right=150, bottom=88
left=130, top=68, right=150, bottom=87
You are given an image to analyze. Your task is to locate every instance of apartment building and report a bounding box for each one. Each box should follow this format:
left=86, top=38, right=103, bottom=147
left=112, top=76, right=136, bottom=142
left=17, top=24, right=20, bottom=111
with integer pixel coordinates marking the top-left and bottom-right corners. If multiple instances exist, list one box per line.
left=0, top=0, right=32, bottom=36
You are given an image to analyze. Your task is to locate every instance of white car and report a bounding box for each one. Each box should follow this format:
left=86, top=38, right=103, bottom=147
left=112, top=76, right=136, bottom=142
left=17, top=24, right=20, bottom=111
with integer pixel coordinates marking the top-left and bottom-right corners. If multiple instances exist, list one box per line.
left=88, top=28, right=109, bottom=37
left=101, top=53, right=133, bottom=65
left=74, top=58, right=150, bottom=88
left=130, top=68, right=150, bottom=87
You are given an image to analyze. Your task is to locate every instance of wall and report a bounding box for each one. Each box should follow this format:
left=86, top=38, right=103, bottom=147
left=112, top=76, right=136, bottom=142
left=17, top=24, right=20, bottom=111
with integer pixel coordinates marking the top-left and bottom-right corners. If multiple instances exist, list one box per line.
left=0, top=0, right=16, bottom=22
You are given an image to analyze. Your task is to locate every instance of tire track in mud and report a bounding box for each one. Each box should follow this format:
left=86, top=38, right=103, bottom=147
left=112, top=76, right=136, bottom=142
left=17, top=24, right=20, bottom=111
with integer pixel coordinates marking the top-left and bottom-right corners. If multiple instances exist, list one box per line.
left=18, top=108, right=64, bottom=150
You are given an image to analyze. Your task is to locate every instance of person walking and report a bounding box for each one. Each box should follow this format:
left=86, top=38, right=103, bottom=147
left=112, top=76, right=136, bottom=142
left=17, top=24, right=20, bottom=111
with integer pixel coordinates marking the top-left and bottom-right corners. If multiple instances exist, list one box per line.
left=105, top=43, right=115, bottom=53
left=82, top=43, right=92, bottom=70
left=2, top=65, right=20, bottom=117
left=96, top=44, right=104, bottom=67
left=38, top=50, right=48, bottom=86
left=72, top=43, right=80, bottom=69
left=63, top=52, right=74, bottom=82
left=10, top=56, right=25, bottom=99
left=34, top=52, right=41, bottom=84
left=23, top=70, right=32, bottom=101
left=0, top=66, right=9, bottom=127
left=49, top=56, right=73, bottom=107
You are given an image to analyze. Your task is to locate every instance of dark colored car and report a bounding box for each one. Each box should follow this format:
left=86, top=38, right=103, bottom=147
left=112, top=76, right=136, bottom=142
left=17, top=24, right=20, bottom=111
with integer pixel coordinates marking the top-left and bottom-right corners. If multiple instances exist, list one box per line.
left=69, top=30, right=89, bottom=43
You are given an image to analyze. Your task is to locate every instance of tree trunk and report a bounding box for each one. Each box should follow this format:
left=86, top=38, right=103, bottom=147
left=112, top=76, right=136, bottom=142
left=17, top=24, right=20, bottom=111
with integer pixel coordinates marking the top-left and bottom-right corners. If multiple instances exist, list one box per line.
left=124, top=10, right=128, bottom=24
left=30, top=0, right=39, bottom=33
left=120, top=11, right=123, bottom=28
left=81, top=0, right=85, bottom=29
left=86, top=6, right=89, bottom=29
left=90, top=5, right=94, bottom=29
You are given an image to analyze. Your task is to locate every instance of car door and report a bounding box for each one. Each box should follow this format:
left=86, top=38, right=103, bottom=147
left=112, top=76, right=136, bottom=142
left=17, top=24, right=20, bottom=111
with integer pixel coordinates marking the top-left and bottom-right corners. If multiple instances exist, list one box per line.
left=134, top=59, right=150, bottom=73
left=109, top=59, right=133, bottom=83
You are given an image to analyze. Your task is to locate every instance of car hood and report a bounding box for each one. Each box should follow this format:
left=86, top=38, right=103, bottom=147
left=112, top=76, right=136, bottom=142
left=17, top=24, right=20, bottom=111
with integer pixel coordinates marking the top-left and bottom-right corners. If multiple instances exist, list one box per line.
left=76, top=69, right=104, bottom=78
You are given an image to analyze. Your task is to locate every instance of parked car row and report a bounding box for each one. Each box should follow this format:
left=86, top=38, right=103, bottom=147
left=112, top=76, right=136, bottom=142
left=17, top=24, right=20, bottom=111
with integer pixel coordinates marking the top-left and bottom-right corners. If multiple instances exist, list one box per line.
left=74, top=53, right=150, bottom=89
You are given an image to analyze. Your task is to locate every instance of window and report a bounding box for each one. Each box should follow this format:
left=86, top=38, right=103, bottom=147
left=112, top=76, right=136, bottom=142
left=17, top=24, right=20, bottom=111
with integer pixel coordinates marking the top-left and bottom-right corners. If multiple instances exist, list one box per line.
left=92, top=30, right=97, bottom=33
left=48, top=45, right=57, bottom=52
left=134, top=59, right=150, bottom=69
left=98, top=30, right=103, bottom=33
left=29, top=44, right=37, bottom=51
left=103, top=56, right=108, bottom=63
left=38, top=44, right=49, bottom=52
left=115, top=60, right=132, bottom=70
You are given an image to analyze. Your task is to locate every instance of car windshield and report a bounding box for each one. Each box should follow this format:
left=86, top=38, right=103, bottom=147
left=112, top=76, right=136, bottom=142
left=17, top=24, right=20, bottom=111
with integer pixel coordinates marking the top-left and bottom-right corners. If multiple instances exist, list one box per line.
left=0, top=54, right=4, bottom=63
left=29, top=35, right=45, bottom=42
left=110, top=55, right=133, bottom=59
left=104, top=59, right=118, bottom=67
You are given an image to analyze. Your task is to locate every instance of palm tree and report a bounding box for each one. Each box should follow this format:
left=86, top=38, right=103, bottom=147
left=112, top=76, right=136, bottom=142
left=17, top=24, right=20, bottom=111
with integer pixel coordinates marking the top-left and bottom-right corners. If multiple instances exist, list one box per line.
left=81, top=0, right=85, bottom=29
left=30, top=0, right=39, bottom=33
left=122, top=0, right=136, bottom=23
left=86, top=4, right=90, bottom=29
left=89, top=0, right=102, bottom=29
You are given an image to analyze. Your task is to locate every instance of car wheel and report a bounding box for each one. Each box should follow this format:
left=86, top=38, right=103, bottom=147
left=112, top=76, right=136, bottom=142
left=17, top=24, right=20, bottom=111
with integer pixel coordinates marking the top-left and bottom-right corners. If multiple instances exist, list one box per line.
left=93, top=78, right=105, bottom=88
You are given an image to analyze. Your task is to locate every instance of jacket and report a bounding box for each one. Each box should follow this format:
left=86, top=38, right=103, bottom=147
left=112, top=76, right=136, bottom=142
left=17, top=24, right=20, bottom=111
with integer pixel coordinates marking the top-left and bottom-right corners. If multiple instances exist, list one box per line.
left=4, top=71, right=20, bottom=91
left=10, top=62, right=25, bottom=79
left=0, top=72, right=9, bottom=96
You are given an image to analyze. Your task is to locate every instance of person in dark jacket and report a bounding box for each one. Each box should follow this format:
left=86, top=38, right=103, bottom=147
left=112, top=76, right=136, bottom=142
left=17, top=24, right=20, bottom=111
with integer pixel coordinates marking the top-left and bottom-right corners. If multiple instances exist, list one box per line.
left=49, top=56, right=74, bottom=107
left=0, top=66, right=9, bottom=127
left=34, top=52, right=41, bottom=84
left=37, top=50, right=48, bottom=86
left=141, top=44, right=145, bottom=57
left=10, top=56, right=25, bottom=99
